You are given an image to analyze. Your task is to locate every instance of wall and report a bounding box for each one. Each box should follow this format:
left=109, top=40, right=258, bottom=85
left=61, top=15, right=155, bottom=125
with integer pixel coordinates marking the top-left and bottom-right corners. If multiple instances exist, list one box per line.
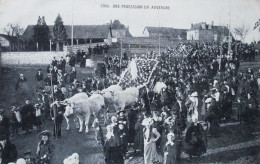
left=1, top=51, right=65, bottom=65
left=112, top=29, right=126, bottom=38
left=63, top=42, right=106, bottom=54
left=199, top=30, right=214, bottom=42
left=187, top=30, right=199, bottom=40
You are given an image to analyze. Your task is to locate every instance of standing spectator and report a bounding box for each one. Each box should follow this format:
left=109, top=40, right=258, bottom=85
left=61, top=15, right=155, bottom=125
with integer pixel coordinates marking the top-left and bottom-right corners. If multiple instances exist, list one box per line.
left=103, top=125, right=123, bottom=164
left=36, top=130, right=55, bottom=164
left=23, top=150, right=36, bottom=164
left=50, top=101, right=63, bottom=139
left=185, top=117, right=206, bottom=160
left=0, top=109, right=10, bottom=131
left=69, top=67, right=77, bottom=83
left=10, top=106, right=21, bottom=137
left=51, top=57, right=58, bottom=67
left=35, top=69, right=44, bottom=90
left=42, top=90, right=50, bottom=121
left=163, top=132, right=179, bottom=164
left=19, top=98, right=35, bottom=134
left=142, top=118, right=161, bottom=164
left=34, top=104, right=42, bottom=131
left=127, top=107, right=138, bottom=144
left=60, top=56, right=66, bottom=73
left=43, top=74, right=51, bottom=94
left=15, top=74, right=28, bottom=95
left=69, top=55, right=76, bottom=67
left=0, top=126, right=17, bottom=164
left=134, top=116, right=144, bottom=155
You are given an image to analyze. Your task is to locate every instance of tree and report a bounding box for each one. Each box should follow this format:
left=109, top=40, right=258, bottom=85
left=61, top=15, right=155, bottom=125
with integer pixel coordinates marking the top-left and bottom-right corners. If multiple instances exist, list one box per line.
left=53, top=14, right=67, bottom=51
left=33, top=16, right=50, bottom=51
left=233, top=25, right=249, bottom=42
left=3, top=23, right=24, bottom=37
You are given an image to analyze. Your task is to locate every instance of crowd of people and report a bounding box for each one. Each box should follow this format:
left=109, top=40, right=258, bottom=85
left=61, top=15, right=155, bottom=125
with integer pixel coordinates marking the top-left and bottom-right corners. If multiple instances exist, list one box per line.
left=0, top=41, right=259, bottom=163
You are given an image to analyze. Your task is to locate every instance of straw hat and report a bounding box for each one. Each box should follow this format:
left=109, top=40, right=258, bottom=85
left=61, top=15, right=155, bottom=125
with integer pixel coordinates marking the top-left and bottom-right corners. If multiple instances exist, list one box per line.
left=142, top=118, right=154, bottom=126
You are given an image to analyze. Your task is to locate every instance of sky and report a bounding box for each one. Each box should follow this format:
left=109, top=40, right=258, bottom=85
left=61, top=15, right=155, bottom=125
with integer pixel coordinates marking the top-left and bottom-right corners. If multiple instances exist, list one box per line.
left=0, top=0, right=260, bottom=43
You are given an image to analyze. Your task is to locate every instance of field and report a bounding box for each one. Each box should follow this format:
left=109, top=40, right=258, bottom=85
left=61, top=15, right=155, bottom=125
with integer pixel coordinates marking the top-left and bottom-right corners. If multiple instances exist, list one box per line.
left=0, top=62, right=260, bottom=163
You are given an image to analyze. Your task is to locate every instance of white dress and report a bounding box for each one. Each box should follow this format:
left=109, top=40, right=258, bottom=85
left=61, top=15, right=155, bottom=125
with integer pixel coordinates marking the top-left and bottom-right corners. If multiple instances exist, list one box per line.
left=143, top=127, right=161, bottom=164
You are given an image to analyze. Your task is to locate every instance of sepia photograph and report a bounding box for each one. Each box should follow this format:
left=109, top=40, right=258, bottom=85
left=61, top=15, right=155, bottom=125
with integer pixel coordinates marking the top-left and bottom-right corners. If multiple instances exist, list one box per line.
left=0, top=0, right=260, bottom=163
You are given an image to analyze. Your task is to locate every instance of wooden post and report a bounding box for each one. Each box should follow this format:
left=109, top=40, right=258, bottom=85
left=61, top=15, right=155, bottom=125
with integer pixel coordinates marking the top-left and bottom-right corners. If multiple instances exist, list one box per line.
left=49, top=39, right=52, bottom=51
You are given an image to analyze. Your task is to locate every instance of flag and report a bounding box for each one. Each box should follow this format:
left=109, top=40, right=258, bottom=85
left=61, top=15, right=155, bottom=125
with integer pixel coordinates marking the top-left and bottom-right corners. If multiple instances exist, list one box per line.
left=130, top=59, right=138, bottom=80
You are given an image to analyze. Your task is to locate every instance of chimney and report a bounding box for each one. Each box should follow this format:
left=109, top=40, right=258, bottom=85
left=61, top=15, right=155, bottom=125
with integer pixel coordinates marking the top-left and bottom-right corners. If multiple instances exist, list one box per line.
left=212, top=21, right=214, bottom=26
left=191, top=23, right=193, bottom=28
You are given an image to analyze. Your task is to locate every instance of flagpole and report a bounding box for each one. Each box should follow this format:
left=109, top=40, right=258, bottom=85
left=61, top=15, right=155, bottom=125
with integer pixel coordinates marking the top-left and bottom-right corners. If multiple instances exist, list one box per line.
left=228, top=0, right=231, bottom=55
left=71, top=0, right=74, bottom=51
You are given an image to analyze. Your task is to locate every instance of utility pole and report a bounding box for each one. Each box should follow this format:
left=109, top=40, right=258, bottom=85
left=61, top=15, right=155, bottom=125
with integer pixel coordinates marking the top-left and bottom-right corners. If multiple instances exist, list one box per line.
left=71, top=0, right=74, bottom=52
left=228, top=0, right=232, bottom=55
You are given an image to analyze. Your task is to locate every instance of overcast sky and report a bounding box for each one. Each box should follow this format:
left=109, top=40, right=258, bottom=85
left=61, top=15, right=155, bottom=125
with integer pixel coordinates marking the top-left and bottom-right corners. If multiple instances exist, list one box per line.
left=0, top=0, right=259, bottom=42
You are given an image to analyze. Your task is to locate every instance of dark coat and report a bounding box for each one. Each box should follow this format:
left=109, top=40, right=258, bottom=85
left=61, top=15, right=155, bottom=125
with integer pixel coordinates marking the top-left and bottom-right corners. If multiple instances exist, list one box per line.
left=185, top=123, right=206, bottom=157
left=36, top=73, right=44, bottom=81
left=127, top=109, right=138, bottom=143
left=1, top=139, right=17, bottom=164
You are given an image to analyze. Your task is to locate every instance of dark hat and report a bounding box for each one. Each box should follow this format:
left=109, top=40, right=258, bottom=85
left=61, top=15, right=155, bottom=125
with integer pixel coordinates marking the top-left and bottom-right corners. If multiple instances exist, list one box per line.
left=0, top=126, right=9, bottom=140
left=38, top=68, right=42, bottom=71
left=37, top=130, right=51, bottom=139
left=24, top=150, right=31, bottom=156
left=117, top=110, right=125, bottom=115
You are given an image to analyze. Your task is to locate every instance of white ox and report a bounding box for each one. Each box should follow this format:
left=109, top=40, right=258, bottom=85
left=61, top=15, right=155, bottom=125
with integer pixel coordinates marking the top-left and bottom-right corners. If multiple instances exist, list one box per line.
left=103, top=87, right=140, bottom=111
left=63, top=94, right=105, bottom=133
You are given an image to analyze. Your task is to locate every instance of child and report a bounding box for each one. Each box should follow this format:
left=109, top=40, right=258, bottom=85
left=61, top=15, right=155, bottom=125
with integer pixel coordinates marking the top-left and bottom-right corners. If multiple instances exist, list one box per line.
left=36, top=130, right=55, bottom=163
left=163, top=132, right=178, bottom=164
left=10, top=106, right=21, bottom=137
left=23, top=150, right=36, bottom=164
left=118, top=123, right=128, bottom=157
left=92, top=118, right=105, bottom=151
left=34, top=104, right=42, bottom=131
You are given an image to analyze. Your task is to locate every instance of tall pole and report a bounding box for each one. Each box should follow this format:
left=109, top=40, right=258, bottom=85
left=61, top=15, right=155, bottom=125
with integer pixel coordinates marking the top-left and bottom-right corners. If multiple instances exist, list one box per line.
left=71, top=0, right=74, bottom=51
left=120, top=39, right=122, bottom=74
left=49, top=39, right=52, bottom=51
left=228, top=0, right=231, bottom=55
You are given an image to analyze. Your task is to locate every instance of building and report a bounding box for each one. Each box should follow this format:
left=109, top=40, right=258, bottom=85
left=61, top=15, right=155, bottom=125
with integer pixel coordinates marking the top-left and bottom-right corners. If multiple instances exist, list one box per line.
left=0, top=34, right=25, bottom=52
left=187, top=22, right=232, bottom=42
left=22, top=24, right=113, bottom=51
left=142, top=27, right=187, bottom=40
left=111, top=20, right=132, bottom=39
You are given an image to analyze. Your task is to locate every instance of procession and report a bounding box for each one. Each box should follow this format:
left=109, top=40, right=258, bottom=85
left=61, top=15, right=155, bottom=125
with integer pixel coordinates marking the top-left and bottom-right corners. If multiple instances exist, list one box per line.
left=0, top=38, right=259, bottom=163
left=1, top=0, right=260, bottom=163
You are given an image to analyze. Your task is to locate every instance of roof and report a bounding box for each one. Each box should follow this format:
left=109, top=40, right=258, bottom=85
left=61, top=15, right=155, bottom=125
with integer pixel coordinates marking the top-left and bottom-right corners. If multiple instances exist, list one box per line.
left=144, top=27, right=187, bottom=39
left=22, top=25, right=112, bottom=40
left=190, top=22, right=208, bottom=30
left=189, top=22, right=231, bottom=36
left=212, top=26, right=230, bottom=36
left=0, top=34, right=20, bottom=42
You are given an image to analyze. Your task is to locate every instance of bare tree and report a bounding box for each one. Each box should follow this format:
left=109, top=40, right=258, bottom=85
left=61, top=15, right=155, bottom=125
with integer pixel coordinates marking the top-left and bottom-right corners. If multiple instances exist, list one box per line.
left=233, top=25, right=249, bottom=42
left=3, top=23, right=24, bottom=37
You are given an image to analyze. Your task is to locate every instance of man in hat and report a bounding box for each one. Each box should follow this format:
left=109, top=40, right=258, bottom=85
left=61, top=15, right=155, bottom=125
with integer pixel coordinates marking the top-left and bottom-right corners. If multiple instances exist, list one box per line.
left=20, top=98, right=35, bottom=134
left=50, top=101, right=63, bottom=139
left=15, top=74, right=27, bottom=94
left=23, top=150, right=36, bottom=164
left=0, top=109, right=10, bottom=131
left=35, top=69, right=44, bottom=90
left=0, top=126, right=17, bottom=163
left=10, top=106, right=21, bottom=137
left=36, top=130, right=54, bottom=163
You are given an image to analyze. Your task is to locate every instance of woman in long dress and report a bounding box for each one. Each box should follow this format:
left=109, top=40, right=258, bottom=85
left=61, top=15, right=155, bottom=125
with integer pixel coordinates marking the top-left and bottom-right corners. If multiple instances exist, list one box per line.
left=142, top=118, right=161, bottom=164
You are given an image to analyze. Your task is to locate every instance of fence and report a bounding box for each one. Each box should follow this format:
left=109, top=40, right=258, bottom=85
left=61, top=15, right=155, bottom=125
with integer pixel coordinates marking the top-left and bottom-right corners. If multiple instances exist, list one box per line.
left=1, top=51, right=65, bottom=65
